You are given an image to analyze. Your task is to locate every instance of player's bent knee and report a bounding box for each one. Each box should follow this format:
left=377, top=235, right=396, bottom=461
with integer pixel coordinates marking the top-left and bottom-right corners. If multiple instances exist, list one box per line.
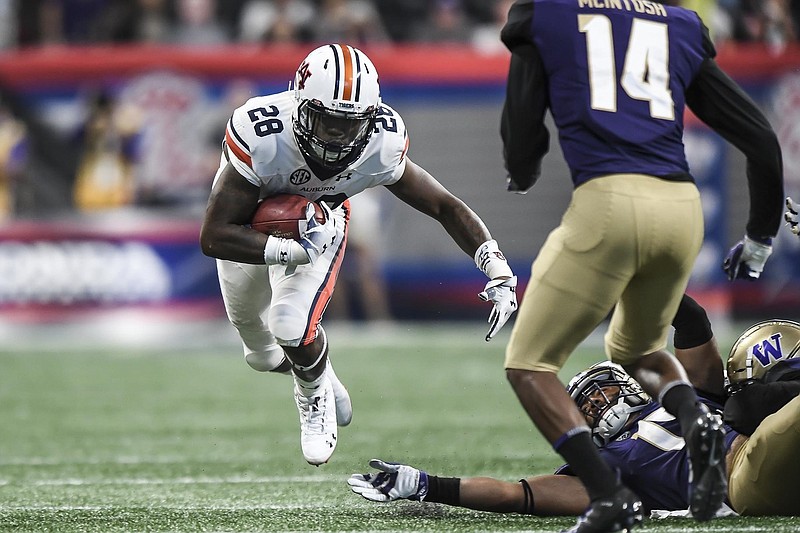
left=506, top=368, right=530, bottom=387
left=245, top=344, right=286, bottom=372
left=267, top=304, right=307, bottom=348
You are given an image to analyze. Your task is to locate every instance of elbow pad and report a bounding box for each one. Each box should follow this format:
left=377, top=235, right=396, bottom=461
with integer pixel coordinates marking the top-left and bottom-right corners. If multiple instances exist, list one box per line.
left=672, top=294, right=713, bottom=349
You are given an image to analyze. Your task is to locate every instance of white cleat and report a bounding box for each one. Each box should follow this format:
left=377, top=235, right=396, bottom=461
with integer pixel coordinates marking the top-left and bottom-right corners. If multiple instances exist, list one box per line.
left=294, top=377, right=338, bottom=466
left=327, top=363, right=353, bottom=427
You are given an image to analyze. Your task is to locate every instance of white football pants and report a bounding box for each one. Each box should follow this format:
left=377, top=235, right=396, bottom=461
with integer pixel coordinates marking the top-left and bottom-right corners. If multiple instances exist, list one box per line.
left=216, top=203, right=349, bottom=371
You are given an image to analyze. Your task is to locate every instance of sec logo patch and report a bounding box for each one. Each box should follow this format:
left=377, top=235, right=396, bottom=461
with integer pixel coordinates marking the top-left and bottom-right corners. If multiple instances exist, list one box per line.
left=290, top=169, right=311, bottom=185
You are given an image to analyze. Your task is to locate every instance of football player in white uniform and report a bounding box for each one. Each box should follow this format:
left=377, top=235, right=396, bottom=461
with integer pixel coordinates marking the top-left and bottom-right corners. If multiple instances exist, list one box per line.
left=200, top=44, right=518, bottom=466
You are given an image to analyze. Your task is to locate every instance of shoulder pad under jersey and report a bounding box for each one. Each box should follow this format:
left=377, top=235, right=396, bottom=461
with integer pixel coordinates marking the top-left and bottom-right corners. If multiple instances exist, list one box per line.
left=357, top=103, right=409, bottom=180
left=225, top=92, right=294, bottom=186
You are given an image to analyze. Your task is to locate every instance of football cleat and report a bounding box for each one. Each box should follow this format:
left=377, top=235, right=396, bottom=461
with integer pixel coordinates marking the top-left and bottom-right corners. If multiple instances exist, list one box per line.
left=684, top=405, right=727, bottom=521
left=294, top=377, right=338, bottom=466
left=562, top=486, right=643, bottom=533
left=326, top=363, right=352, bottom=427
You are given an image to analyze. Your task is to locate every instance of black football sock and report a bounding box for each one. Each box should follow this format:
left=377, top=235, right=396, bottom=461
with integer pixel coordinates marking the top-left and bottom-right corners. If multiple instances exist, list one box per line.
left=660, top=381, right=702, bottom=431
left=555, top=427, right=619, bottom=500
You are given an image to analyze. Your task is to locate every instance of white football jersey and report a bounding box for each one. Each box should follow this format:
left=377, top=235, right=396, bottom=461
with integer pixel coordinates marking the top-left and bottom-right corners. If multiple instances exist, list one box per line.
left=223, top=91, right=409, bottom=205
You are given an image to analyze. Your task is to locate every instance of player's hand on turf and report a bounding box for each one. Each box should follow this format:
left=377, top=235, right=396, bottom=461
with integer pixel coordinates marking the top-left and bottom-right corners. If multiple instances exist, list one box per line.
left=786, top=197, right=800, bottom=236
left=299, top=202, right=336, bottom=263
left=478, top=276, right=518, bottom=341
left=722, top=235, right=773, bottom=281
left=347, top=459, right=429, bottom=502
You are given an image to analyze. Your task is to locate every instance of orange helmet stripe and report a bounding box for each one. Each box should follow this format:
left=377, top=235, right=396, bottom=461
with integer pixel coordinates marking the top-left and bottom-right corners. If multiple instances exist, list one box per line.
left=340, top=44, right=354, bottom=101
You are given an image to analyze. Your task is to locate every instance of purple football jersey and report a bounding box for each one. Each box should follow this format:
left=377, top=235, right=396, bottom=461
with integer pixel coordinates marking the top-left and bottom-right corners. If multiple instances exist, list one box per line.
left=530, top=0, right=708, bottom=185
left=556, top=397, right=738, bottom=512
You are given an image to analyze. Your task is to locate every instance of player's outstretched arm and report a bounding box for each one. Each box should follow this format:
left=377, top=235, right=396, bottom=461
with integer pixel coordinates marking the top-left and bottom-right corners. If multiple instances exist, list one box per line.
left=385, top=158, right=492, bottom=256
left=686, top=59, right=782, bottom=280
left=386, top=159, right=517, bottom=340
left=348, top=459, right=588, bottom=516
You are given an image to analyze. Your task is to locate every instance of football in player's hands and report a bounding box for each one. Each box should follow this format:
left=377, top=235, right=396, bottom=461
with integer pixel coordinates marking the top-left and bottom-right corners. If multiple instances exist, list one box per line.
left=250, top=194, right=325, bottom=240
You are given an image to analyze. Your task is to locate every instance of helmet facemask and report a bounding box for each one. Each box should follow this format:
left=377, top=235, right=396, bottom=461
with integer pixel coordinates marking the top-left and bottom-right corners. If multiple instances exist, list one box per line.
left=567, top=362, right=652, bottom=447
left=291, top=44, right=382, bottom=173
left=294, top=98, right=376, bottom=171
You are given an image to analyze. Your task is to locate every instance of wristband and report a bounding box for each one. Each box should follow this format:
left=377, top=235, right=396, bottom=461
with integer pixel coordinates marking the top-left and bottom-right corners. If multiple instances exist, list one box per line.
left=263, top=236, right=310, bottom=266
left=747, top=234, right=773, bottom=246
left=474, top=239, right=513, bottom=279
left=424, top=475, right=459, bottom=506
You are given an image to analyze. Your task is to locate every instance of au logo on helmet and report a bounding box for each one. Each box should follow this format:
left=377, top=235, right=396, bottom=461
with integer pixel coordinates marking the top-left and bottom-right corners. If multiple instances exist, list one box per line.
left=297, top=62, right=312, bottom=90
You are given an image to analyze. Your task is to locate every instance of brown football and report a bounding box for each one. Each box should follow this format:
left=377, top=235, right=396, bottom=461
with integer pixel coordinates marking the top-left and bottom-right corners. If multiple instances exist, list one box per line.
left=250, top=194, right=325, bottom=240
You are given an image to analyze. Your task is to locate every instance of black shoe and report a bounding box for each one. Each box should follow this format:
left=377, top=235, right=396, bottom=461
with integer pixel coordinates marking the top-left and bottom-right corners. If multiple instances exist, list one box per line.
left=561, top=486, right=643, bottom=533
left=684, top=404, right=727, bottom=521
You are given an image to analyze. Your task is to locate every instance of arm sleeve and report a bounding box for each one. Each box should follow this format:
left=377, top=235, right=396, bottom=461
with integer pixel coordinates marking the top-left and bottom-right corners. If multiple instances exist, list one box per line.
left=723, top=380, right=800, bottom=436
left=500, top=0, right=550, bottom=193
left=685, top=59, right=784, bottom=238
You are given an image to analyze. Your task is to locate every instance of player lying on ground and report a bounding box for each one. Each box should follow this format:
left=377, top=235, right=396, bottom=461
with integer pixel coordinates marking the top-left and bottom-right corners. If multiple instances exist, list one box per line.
left=349, top=295, right=800, bottom=518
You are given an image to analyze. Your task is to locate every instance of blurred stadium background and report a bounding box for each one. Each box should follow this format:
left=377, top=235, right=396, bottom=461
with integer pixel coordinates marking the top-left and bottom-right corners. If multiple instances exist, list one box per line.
left=1, top=1, right=800, bottom=531
left=1, top=0, right=799, bottom=346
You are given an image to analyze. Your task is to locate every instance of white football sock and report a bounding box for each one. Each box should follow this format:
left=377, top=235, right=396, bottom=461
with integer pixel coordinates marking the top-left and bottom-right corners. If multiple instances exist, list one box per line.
left=294, top=365, right=327, bottom=396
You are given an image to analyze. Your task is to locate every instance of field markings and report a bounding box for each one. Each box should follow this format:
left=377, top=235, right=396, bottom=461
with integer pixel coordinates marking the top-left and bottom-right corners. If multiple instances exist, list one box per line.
left=0, top=456, right=197, bottom=466
left=2, top=475, right=337, bottom=486
left=0, top=504, right=321, bottom=511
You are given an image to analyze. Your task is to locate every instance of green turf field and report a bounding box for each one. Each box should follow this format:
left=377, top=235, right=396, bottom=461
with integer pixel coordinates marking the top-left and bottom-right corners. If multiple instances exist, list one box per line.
left=1, top=323, right=798, bottom=532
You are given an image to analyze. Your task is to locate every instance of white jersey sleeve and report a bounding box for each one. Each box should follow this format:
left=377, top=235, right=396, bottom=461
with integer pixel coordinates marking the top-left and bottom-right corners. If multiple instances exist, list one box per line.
left=359, top=103, right=409, bottom=186
left=224, top=95, right=287, bottom=187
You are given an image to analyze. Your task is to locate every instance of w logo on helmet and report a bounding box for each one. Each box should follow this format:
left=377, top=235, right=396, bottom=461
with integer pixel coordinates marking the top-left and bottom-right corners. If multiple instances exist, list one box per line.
left=726, top=319, right=800, bottom=389
left=750, top=333, right=785, bottom=366
left=297, top=62, right=312, bottom=90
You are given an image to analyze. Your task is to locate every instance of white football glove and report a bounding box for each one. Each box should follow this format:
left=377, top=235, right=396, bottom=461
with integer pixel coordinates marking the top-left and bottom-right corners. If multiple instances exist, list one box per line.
left=299, top=202, right=337, bottom=264
left=722, top=235, right=773, bottom=281
left=785, top=196, right=799, bottom=236
left=478, top=276, right=518, bottom=341
left=347, top=459, right=429, bottom=502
